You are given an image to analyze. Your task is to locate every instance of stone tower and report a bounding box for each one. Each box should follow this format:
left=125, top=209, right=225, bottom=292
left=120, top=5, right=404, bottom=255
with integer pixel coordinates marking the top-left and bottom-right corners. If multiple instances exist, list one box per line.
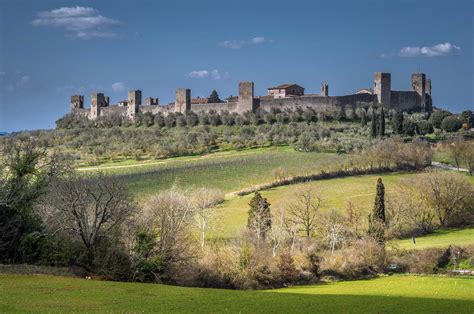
left=411, top=73, right=426, bottom=112
left=175, top=88, right=191, bottom=113
left=321, top=81, right=329, bottom=97
left=70, top=95, right=84, bottom=110
left=237, top=82, right=254, bottom=114
left=426, top=78, right=431, bottom=96
left=374, top=72, right=391, bottom=106
left=127, top=90, right=142, bottom=119
left=90, top=92, right=105, bottom=120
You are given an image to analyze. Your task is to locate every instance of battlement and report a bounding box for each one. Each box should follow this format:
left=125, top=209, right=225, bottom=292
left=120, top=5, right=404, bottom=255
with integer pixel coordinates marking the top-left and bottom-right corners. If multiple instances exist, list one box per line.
left=69, top=72, right=432, bottom=121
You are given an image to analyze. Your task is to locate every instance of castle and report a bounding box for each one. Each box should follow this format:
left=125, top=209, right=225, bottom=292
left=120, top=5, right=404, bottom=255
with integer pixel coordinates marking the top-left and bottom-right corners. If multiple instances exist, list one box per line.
left=70, top=72, right=432, bottom=120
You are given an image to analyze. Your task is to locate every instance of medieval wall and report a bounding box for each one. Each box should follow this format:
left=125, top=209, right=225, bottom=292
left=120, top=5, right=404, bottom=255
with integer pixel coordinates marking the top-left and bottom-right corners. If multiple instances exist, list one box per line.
left=190, top=102, right=239, bottom=113
left=258, top=93, right=376, bottom=113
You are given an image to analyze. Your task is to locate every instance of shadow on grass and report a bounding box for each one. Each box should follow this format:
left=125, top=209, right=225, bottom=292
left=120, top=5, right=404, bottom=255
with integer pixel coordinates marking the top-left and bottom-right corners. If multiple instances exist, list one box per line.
left=1, top=274, right=473, bottom=313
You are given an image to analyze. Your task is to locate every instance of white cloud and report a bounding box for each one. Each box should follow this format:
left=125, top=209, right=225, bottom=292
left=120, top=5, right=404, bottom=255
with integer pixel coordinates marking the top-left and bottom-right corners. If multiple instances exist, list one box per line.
left=188, top=69, right=229, bottom=80
left=32, top=6, right=120, bottom=39
left=398, top=42, right=461, bottom=57
left=189, top=70, right=210, bottom=78
left=218, top=36, right=272, bottom=49
left=111, top=82, right=126, bottom=92
left=19, top=76, right=30, bottom=84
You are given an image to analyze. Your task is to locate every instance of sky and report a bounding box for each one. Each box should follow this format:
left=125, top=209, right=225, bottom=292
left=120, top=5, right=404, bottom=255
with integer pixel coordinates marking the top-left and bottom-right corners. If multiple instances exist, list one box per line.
left=0, top=0, right=472, bottom=132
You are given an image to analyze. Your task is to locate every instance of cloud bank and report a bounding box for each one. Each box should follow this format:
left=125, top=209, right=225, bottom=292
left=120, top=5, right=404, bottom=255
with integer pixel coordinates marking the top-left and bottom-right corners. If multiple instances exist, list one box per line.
left=218, top=36, right=273, bottom=49
left=32, top=6, right=120, bottom=39
left=111, top=82, right=126, bottom=92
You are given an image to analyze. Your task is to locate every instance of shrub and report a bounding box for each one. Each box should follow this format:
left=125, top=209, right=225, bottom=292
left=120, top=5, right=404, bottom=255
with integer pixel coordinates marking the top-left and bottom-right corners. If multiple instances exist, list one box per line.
left=416, top=120, right=434, bottom=135
left=441, top=116, right=462, bottom=132
left=431, top=110, right=452, bottom=129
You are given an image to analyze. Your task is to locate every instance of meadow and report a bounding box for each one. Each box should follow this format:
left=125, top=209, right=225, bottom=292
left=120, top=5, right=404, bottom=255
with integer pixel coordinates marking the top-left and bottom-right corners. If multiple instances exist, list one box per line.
left=79, top=146, right=347, bottom=198
left=393, top=227, right=474, bottom=250
left=1, top=274, right=472, bottom=313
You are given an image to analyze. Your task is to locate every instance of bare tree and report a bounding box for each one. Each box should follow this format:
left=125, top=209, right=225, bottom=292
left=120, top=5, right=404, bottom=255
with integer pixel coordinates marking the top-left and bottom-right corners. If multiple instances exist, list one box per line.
left=268, top=206, right=288, bottom=257
left=287, top=188, right=322, bottom=240
left=190, top=187, right=223, bottom=249
left=142, top=187, right=198, bottom=281
left=417, top=170, right=473, bottom=226
left=321, top=210, right=348, bottom=255
left=40, top=174, right=136, bottom=266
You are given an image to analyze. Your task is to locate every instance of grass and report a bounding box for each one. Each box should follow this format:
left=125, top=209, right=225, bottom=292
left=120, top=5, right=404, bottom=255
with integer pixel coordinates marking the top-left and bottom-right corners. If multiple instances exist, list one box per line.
left=1, top=274, right=472, bottom=313
left=212, top=172, right=414, bottom=237
left=79, top=146, right=347, bottom=199
left=393, top=227, right=474, bottom=250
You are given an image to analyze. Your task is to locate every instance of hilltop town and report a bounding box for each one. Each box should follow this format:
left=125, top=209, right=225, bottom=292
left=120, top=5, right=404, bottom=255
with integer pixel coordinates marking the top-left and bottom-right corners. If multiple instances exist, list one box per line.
left=69, top=72, right=433, bottom=121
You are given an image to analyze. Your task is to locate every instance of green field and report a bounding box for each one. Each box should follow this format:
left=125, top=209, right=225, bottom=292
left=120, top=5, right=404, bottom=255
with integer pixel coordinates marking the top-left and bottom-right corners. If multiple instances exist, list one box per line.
left=212, top=172, right=414, bottom=237
left=79, top=146, right=346, bottom=199
left=1, top=274, right=472, bottom=313
left=393, top=227, right=474, bottom=250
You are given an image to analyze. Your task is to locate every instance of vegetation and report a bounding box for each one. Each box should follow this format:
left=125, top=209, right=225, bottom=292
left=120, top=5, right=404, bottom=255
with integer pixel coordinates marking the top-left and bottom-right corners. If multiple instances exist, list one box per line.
left=1, top=274, right=473, bottom=313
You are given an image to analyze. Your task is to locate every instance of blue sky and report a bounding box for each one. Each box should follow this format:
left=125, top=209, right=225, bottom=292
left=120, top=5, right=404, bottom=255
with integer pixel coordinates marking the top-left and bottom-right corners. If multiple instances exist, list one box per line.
left=0, top=0, right=472, bottom=132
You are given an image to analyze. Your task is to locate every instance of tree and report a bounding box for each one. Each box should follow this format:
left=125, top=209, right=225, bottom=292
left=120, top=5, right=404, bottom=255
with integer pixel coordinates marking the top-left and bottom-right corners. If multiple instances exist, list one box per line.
left=288, top=188, right=321, bottom=240
left=368, top=178, right=386, bottom=246
left=360, top=109, right=367, bottom=127
left=441, top=116, right=462, bottom=132
left=247, top=192, right=272, bottom=244
left=208, top=90, right=222, bottom=103
left=430, top=110, right=452, bottom=129
left=140, top=187, right=197, bottom=282
left=0, top=138, right=66, bottom=263
left=378, top=108, right=385, bottom=137
left=370, top=108, right=377, bottom=138
left=417, top=170, right=473, bottom=226
left=40, top=174, right=136, bottom=268
left=460, top=110, right=473, bottom=128
left=191, top=188, right=223, bottom=249
left=416, top=120, right=434, bottom=135
left=391, top=110, right=404, bottom=135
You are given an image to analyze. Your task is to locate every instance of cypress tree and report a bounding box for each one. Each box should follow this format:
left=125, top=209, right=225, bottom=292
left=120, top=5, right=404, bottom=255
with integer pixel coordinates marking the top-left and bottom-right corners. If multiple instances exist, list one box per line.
left=378, top=107, right=385, bottom=137
left=368, top=178, right=386, bottom=246
left=208, top=90, right=221, bottom=103
left=370, top=108, right=377, bottom=138
left=247, top=192, right=272, bottom=240
left=391, top=110, right=404, bottom=135
left=360, top=110, right=367, bottom=126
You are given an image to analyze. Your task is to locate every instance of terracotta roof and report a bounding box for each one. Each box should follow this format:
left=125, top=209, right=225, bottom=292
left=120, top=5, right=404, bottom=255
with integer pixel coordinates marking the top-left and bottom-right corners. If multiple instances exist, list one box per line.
left=267, top=83, right=303, bottom=90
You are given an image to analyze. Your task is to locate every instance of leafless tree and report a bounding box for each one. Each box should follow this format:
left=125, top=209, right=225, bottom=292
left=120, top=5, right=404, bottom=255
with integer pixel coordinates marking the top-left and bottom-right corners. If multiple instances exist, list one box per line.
left=417, top=170, right=473, bottom=226
left=268, top=206, right=288, bottom=257
left=321, top=210, right=348, bottom=255
left=287, top=188, right=322, bottom=240
left=142, top=187, right=198, bottom=281
left=39, top=174, right=136, bottom=266
left=190, top=187, right=224, bottom=249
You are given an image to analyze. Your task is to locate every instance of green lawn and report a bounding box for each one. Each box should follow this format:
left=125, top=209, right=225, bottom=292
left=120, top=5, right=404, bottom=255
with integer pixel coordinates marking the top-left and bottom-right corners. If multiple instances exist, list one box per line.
left=393, top=227, right=474, bottom=250
left=1, top=274, right=472, bottom=313
left=79, top=146, right=347, bottom=199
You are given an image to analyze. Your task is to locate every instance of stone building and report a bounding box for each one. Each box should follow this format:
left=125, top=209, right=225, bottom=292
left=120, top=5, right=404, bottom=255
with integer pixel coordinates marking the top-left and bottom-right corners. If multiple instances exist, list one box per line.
left=69, top=72, right=432, bottom=121
left=268, top=84, right=305, bottom=98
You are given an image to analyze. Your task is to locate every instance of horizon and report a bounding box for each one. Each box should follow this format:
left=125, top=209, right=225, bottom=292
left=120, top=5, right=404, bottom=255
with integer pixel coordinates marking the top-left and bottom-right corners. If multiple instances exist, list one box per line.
left=1, top=0, right=473, bottom=132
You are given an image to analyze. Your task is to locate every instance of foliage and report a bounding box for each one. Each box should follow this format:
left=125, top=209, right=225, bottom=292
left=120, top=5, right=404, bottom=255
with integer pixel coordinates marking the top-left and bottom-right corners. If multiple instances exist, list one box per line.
left=368, top=178, right=386, bottom=246
left=247, top=192, right=272, bottom=242
left=208, top=90, right=222, bottom=103
left=430, top=110, right=452, bottom=129
left=441, top=116, right=462, bottom=132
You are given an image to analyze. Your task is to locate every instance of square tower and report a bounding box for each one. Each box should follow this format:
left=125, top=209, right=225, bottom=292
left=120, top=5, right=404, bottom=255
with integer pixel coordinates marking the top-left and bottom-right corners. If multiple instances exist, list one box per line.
left=237, top=81, right=255, bottom=113
left=127, top=90, right=142, bottom=119
left=411, top=73, right=426, bottom=112
left=175, top=88, right=191, bottom=113
left=70, top=95, right=84, bottom=110
left=321, top=81, right=329, bottom=97
left=90, top=92, right=105, bottom=120
left=374, top=72, right=391, bottom=106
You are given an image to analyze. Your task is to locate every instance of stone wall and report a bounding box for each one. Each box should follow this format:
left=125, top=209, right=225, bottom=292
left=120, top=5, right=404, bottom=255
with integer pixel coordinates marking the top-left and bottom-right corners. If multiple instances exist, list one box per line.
left=258, top=93, right=376, bottom=113
left=190, top=102, right=239, bottom=113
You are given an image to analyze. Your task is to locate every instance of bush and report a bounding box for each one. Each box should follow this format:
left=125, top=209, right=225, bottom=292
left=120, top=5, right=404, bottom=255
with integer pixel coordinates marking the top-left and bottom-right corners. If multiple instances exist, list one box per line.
left=431, top=110, right=452, bottom=129
left=416, top=120, right=434, bottom=135
left=441, top=116, right=462, bottom=132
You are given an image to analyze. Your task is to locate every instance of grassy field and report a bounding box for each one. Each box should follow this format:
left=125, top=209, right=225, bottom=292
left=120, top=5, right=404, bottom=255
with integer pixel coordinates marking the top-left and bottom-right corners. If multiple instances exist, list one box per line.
left=212, top=172, right=413, bottom=237
left=79, top=146, right=346, bottom=199
left=393, top=227, right=474, bottom=250
left=1, top=274, right=472, bottom=313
